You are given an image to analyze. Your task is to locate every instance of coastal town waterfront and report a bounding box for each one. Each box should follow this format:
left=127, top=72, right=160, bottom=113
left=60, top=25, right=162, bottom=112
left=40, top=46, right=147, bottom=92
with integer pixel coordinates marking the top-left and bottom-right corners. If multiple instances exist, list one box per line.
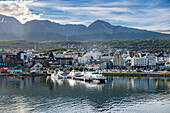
left=0, top=48, right=170, bottom=75
left=0, top=76, right=170, bottom=112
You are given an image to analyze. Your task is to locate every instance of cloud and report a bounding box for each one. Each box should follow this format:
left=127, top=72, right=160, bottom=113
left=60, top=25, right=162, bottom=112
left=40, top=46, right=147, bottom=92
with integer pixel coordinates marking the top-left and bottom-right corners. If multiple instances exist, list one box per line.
left=0, top=1, right=42, bottom=24
left=54, top=6, right=130, bottom=12
left=94, top=1, right=139, bottom=7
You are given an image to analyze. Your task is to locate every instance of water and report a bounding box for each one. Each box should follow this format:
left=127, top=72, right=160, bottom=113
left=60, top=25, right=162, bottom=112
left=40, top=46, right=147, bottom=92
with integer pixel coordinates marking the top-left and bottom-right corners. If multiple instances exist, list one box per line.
left=0, top=76, right=170, bottom=113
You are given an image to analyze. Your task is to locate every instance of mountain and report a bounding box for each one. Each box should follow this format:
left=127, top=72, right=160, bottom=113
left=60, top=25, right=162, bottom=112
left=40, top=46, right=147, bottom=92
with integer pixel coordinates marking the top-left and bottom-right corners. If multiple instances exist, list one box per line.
left=0, top=14, right=170, bottom=41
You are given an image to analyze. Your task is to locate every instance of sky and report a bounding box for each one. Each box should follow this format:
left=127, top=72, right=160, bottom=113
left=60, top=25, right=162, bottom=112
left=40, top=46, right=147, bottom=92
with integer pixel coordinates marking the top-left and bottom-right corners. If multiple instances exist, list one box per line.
left=0, top=0, right=170, bottom=33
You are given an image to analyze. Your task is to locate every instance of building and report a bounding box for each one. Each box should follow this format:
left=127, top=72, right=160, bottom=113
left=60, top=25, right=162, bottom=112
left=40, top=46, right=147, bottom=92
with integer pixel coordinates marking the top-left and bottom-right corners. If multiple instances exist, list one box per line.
left=64, top=53, right=78, bottom=60
left=165, top=62, right=170, bottom=69
left=145, top=53, right=156, bottom=69
left=165, top=58, right=170, bottom=68
left=101, top=56, right=114, bottom=62
left=17, top=51, right=28, bottom=65
left=48, top=51, right=74, bottom=66
left=127, top=51, right=134, bottom=58
left=0, top=54, right=24, bottom=67
left=156, top=52, right=168, bottom=63
left=31, top=57, right=47, bottom=63
left=86, top=50, right=102, bottom=61
left=111, top=57, right=126, bottom=69
left=131, top=57, right=147, bottom=69
left=86, top=61, right=101, bottom=70
left=78, top=57, right=88, bottom=64
left=131, top=53, right=156, bottom=70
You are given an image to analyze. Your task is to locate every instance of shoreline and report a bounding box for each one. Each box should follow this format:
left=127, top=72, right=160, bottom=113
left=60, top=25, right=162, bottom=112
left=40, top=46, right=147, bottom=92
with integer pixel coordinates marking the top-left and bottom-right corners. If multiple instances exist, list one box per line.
left=0, top=72, right=170, bottom=77
left=0, top=74, right=50, bottom=77
left=103, top=72, right=170, bottom=77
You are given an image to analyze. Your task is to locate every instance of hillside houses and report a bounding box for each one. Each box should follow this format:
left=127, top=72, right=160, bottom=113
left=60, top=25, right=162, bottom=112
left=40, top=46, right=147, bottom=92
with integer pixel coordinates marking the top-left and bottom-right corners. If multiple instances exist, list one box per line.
left=0, top=48, right=169, bottom=71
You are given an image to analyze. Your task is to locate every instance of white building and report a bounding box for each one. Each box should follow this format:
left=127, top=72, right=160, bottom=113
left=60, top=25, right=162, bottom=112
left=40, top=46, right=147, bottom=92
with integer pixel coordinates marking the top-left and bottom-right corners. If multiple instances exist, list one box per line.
left=86, top=51, right=102, bottom=61
left=111, top=57, right=125, bottom=68
left=101, top=56, right=114, bottom=61
left=64, top=53, right=78, bottom=60
left=78, top=57, right=88, bottom=64
left=145, top=54, right=156, bottom=69
left=131, top=54, right=156, bottom=69
left=55, top=54, right=64, bottom=58
left=131, top=57, right=146, bottom=67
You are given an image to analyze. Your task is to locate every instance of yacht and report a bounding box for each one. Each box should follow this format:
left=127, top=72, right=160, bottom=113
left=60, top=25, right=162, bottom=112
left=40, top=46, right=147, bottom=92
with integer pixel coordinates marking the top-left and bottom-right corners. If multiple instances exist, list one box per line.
left=51, top=70, right=67, bottom=79
left=67, top=70, right=84, bottom=78
left=83, top=72, right=107, bottom=83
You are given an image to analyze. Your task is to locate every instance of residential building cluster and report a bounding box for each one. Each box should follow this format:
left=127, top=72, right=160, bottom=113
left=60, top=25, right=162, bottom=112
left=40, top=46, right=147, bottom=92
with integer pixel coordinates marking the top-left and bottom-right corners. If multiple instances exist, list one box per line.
left=0, top=48, right=170, bottom=73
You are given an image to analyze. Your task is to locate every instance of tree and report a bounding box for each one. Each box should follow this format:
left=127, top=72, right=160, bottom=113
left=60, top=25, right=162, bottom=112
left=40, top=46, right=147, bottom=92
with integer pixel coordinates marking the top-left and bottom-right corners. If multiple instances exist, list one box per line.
left=83, top=67, right=88, bottom=71
left=153, top=68, right=158, bottom=72
left=78, top=67, right=83, bottom=71
left=39, top=67, right=43, bottom=71
left=61, top=63, right=65, bottom=67
left=74, top=66, right=78, bottom=71
left=51, top=67, right=56, bottom=70
left=166, top=68, right=170, bottom=71
left=67, top=66, right=73, bottom=71
left=159, top=68, right=165, bottom=71
left=42, top=60, right=50, bottom=67
left=59, top=67, right=64, bottom=71
left=82, top=52, right=86, bottom=55
left=89, top=68, right=93, bottom=71
left=34, top=55, right=38, bottom=58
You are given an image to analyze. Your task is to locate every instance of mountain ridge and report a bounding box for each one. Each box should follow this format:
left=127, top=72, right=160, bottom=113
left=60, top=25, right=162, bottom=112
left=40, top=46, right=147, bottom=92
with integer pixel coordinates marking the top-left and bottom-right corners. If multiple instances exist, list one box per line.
left=0, top=14, right=170, bottom=41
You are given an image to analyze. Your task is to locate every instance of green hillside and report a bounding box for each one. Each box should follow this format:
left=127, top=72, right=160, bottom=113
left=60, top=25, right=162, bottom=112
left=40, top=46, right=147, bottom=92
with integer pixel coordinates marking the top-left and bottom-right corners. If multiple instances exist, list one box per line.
left=0, top=38, right=169, bottom=52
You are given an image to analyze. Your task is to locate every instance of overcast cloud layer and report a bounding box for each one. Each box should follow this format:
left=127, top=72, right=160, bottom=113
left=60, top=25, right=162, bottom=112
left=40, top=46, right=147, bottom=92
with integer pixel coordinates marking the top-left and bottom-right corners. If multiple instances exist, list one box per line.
left=0, top=0, right=170, bottom=33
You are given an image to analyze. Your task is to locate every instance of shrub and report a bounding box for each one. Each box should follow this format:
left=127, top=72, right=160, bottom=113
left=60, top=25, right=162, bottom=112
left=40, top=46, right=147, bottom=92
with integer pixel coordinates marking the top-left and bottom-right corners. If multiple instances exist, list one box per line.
left=67, top=66, right=73, bottom=71
left=59, top=67, right=64, bottom=71
left=89, top=68, right=93, bottom=71
left=39, top=67, right=43, bottom=71
left=159, top=68, right=165, bottom=71
left=61, top=63, right=65, bottom=67
left=51, top=67, right=56, bottom=70
left=78, top=67, right=83, bottom=71
left=43, top=70, right=47, bottom=73
left=83, top=67, right=88, bottom=71
left=166, top=68, right=170, bottom=71
left=153, top=68, right=158, bottom=72
left=74, top=66, right=79, bottom=71
left=31, top=72, right=36, bottom=74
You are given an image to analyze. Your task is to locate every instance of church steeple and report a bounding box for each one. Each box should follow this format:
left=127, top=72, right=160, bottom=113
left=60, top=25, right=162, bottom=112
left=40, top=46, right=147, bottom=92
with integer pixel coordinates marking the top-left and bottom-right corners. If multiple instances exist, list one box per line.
left=48, top=51, right=56, bottom=61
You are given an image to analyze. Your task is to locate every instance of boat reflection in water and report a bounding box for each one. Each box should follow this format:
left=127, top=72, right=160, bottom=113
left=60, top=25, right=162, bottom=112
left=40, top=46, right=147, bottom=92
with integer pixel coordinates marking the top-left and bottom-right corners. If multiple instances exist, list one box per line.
left=47, top=76, right=105, bottom=91
left=46, top=76, right=64, bottom=86
left=67, top=79, right=105, bottom=90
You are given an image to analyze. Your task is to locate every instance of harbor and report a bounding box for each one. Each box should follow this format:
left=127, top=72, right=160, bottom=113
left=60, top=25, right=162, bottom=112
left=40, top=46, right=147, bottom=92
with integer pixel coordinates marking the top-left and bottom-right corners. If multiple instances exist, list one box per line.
left=0, top=76, right=170, bottom=112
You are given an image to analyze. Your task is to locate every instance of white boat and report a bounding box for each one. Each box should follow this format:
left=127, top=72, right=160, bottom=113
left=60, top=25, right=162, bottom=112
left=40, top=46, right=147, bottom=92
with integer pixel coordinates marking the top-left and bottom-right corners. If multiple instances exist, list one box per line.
left=67, top=70, right=84, bottom=78
left=83, top=72, right=107, bottom=83
left=51, top=70, right=67, bottom=79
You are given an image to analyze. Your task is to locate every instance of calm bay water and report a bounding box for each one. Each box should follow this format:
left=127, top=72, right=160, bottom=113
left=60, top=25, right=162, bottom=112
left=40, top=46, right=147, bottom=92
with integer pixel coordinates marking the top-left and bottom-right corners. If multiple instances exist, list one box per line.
left=0, top=76, right=170, bottom=113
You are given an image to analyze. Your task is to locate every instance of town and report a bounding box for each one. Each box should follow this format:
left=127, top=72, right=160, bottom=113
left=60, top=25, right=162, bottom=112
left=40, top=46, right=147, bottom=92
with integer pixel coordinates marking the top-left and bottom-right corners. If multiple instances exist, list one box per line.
left=0, top=48, right=170, bottom=74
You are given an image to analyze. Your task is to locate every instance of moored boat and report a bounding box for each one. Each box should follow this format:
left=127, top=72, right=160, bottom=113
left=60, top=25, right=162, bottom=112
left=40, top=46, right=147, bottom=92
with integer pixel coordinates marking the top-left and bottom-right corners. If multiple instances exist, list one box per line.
left=51, top=70, right=67, bottom=79
left=83, top=72, right=107, bottom=83
left=67, top=70, right=84, bottom=78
